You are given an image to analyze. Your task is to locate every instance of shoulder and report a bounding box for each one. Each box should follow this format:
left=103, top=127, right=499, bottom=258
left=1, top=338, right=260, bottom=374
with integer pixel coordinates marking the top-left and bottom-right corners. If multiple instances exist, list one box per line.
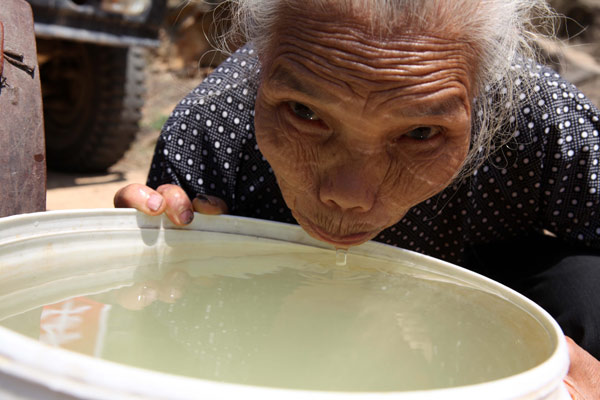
left=148, top=44, right=265, bottom=202
left=164, top=44, right=260, bottom=135
left=514, top=62, right=599, bottom=129
left=478, top=61, right=600, bottom=170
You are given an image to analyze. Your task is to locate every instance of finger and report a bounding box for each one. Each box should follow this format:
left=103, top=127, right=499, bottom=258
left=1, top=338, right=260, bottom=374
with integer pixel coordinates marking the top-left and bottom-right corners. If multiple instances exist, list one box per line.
left=114, top=184, right=166, bottom=215
left=192, top=194, right=229, bottom=215
left=565, top=336, right=600, bottom=399
left=115, top=282, right=159, bottom=311
left=157, top=270, right=188, bottom=303
left=564, top=376, right=584, bottom=400
left=156, top=184, right=194, bottom=225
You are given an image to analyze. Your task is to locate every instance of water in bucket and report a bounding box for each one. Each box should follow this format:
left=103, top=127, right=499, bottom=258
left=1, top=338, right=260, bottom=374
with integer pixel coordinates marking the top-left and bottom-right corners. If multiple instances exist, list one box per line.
left=0, top=237, right=552, bottom=392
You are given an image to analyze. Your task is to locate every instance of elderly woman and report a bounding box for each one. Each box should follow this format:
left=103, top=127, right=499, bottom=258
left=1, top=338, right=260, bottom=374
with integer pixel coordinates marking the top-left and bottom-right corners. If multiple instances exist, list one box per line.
left=115, top=0, right=600, bottom=395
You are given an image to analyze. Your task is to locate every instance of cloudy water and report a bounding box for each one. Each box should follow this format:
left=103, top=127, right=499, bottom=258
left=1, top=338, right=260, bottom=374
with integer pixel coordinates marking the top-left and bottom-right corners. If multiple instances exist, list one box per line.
left=0, top=243, right=552, bottom=392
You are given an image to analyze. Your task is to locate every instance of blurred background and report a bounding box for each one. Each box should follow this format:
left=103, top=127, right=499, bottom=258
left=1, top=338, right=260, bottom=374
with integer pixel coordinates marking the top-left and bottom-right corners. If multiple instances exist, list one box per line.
left=40, top=0, right=600, bottom=209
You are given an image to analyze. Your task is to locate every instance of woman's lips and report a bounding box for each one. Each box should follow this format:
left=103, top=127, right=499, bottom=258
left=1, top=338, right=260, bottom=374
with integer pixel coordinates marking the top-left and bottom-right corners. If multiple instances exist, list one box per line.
left=300, top=215, right=376, bottom=247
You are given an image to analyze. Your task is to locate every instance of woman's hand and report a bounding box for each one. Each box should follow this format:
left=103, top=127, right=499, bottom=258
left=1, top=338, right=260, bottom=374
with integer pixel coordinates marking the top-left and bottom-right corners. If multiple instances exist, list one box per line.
left=564, top=336, right=600, bottom=399
left=114, top=183, right=228, bottom=225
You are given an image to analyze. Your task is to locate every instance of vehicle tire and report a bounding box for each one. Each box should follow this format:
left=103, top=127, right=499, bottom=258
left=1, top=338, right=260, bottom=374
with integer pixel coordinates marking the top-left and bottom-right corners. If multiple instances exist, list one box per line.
left=40, top=40, right=146, bottom=172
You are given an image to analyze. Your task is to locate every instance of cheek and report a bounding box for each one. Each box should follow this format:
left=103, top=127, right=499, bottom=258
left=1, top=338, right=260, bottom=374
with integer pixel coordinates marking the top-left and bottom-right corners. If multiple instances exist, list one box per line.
left=385, top=131, right=470, bottom=206
left=254, top=100, right=319, bottom=194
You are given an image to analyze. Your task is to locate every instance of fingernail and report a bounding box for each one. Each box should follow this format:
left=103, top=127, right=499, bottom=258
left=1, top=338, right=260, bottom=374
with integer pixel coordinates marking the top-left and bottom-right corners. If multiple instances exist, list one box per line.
left=196, top=194, right=212, bottom=205
left=147, top=194, right=163, bottom=211
left=180, top=209, right=194, bottom=224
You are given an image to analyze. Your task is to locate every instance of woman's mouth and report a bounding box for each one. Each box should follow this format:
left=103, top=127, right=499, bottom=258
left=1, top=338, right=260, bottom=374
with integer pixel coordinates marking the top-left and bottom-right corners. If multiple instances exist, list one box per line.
left=298, top=214, right=377, bottom=248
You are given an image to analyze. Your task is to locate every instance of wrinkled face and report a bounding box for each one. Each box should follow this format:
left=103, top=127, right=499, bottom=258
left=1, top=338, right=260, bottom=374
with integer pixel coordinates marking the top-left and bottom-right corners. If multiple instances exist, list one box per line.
left=254, top=12, right=474, bottom=249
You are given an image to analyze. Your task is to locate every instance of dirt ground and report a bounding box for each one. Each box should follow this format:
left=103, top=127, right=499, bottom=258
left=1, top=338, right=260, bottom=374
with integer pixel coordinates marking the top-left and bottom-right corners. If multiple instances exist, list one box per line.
left=46, top=10, right=600, bottom=211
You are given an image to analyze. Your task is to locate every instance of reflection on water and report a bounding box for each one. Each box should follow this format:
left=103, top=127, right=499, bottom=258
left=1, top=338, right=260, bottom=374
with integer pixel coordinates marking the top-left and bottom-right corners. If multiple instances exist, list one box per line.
left=0, top=242, right=552, bottom=392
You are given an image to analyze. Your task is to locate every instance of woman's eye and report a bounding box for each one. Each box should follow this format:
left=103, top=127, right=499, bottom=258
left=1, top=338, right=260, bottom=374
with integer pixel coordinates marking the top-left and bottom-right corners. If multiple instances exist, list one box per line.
left=288, top=102, right=320, bottom=121
left=406, top=126, right=440, bottom=140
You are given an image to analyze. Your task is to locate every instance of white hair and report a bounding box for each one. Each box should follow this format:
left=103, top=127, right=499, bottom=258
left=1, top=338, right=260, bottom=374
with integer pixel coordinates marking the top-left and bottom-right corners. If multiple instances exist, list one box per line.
left=218, top=0, right=558, bottom=179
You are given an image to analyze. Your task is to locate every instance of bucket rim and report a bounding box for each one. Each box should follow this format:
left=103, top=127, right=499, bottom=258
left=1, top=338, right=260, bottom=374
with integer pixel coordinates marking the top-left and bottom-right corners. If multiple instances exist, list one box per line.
left=0, top=209, right=570, bottom=400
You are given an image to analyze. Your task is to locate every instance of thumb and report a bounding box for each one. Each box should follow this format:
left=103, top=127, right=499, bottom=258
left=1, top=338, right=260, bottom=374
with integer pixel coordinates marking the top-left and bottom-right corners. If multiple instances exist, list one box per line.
left=192, top=194, right=228, bottom=215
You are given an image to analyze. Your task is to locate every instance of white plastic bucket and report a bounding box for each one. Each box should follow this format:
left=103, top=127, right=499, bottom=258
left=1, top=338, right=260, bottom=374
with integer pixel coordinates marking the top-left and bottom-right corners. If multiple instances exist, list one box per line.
left=0, top=209, right=570, bottom=400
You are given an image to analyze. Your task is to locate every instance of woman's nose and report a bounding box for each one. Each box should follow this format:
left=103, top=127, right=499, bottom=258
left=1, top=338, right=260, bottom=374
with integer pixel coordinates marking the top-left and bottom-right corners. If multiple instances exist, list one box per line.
left=318, top=164, right=381, bottom=212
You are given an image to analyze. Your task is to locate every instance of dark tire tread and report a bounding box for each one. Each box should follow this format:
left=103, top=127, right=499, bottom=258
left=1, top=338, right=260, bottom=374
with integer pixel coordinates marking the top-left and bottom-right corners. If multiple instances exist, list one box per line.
left=44, top=43, right=146, bottom=172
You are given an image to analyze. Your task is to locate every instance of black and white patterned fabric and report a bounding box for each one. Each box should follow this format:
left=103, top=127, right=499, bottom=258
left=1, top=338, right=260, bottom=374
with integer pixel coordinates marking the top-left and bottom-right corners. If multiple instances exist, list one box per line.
left=148, top=44, right=600, bottom=266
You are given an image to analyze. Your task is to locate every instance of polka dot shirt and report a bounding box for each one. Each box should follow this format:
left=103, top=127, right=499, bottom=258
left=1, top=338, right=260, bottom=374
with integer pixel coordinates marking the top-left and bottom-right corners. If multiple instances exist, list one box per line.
left=148, top=44, right=600, bottom=266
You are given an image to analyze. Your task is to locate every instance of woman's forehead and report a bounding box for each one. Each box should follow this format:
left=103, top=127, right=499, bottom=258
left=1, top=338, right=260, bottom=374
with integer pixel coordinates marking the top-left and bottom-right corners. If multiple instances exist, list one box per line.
left=260, top=23, right=475, bottom=107
left=258, top=7, right=477, bottom=98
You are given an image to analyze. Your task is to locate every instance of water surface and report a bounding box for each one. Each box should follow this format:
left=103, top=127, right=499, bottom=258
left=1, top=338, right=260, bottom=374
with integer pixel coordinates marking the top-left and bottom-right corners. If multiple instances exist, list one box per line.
left=0, top=237, right=552, bottom=392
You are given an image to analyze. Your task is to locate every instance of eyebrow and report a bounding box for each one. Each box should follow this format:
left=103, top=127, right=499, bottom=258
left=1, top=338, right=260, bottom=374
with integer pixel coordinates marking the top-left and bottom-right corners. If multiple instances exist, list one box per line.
left=268, top=65, right=337, bottom=102
left=268, top=65, right=466, bottom=118
left=396, top=96, right=466, bottom=118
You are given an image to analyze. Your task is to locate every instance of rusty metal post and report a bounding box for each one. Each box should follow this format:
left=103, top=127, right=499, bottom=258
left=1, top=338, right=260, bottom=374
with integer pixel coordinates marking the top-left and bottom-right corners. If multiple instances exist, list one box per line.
left=0, top=0, right=46, bottom=217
